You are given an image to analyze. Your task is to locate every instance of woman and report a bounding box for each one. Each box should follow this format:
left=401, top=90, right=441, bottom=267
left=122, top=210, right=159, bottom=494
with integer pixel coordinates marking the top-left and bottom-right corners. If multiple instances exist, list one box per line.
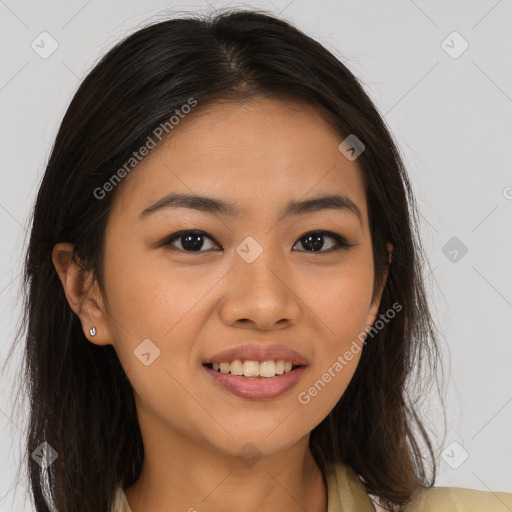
left=12, top=8, right=511, bottom=512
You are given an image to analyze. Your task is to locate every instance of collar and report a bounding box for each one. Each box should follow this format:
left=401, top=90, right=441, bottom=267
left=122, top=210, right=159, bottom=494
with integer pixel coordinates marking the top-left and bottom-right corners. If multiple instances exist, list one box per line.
left=326, top=462, right=377, bottom=512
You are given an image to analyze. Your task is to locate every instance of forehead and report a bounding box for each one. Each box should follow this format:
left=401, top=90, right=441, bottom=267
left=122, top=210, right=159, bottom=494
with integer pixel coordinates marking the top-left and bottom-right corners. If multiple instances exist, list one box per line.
left=109, top=97, right=368, bottom=225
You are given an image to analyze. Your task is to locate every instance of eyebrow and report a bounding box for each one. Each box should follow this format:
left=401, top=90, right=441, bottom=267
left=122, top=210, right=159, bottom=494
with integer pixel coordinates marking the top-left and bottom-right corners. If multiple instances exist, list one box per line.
left=139, top=192, right=362, bottom=225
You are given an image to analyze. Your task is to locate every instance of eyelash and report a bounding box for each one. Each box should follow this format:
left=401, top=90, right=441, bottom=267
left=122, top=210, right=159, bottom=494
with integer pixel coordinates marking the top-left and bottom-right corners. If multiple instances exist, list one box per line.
left=161, top=230, right=355, bottom=254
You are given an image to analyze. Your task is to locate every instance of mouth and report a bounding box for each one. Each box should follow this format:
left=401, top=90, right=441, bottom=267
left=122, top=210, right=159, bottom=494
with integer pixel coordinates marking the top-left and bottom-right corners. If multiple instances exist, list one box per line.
left=202, top=344, right=308, bottom=399
left=202, top=360, right=307, bottom=400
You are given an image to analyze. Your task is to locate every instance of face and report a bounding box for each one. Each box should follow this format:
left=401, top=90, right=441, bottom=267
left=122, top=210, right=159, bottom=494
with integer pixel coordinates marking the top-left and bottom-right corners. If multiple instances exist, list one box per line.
left=85, top=97, right=388, bottom=459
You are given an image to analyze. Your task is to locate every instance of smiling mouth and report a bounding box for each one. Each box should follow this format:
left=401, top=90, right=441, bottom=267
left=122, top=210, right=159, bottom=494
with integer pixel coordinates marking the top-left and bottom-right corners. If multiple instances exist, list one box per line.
left=202, top=361, right=304, bottom=378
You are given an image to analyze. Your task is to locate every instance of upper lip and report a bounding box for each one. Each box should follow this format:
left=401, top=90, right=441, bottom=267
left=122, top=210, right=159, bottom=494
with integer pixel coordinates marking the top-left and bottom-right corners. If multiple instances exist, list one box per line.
left=204, top=344, right=308, bottom=366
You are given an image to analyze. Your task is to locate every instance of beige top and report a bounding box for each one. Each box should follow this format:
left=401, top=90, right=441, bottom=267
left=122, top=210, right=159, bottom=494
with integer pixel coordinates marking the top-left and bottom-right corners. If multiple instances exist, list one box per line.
left=112, top=462, right=512, bottom=511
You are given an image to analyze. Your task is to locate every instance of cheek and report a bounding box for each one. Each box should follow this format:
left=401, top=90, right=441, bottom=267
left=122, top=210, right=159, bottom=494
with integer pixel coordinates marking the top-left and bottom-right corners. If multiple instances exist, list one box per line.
left=293, top=255, right=373, bottom=412
left=103, top=237, right=214, bottom=339
left=102, top=245, right=207, bottom=421
left=299, top=253, right=374, bottom=344
left=102, top=239, right=225, bottom=393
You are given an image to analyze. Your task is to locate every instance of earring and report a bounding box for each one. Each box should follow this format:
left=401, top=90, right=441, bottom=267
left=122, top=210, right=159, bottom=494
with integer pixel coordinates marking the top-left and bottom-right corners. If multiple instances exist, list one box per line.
left=89, top=326, right=97, bottom=336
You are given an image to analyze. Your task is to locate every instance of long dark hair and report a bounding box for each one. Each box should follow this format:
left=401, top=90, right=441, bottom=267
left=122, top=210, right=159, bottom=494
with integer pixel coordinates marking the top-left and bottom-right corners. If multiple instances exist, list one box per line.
left=6, top=8, right=444, bottom=512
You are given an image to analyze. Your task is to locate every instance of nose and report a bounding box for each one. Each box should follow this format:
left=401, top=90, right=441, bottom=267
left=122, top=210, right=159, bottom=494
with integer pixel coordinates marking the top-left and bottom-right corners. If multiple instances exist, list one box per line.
left=218, top=248, right=301, bottom=331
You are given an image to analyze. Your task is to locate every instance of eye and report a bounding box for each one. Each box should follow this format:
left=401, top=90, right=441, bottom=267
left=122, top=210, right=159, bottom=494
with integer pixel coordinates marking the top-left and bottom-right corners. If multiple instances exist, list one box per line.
left=162, top=230, right=220, bottom=252
left=161, top=230, right=355, bottom=254
left=293, top=231, right=354, bottom=253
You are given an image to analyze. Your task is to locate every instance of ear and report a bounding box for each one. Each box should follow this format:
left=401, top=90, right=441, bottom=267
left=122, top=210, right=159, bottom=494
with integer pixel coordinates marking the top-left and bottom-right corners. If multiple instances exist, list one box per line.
left=364, top=242, right=394, bottom=330
left=52, top=242, right=112, bottom=346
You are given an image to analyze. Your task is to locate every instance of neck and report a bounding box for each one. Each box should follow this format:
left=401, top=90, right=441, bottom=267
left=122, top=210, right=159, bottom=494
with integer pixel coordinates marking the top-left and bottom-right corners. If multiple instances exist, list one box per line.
left=124, top=423, right=327, bottom=512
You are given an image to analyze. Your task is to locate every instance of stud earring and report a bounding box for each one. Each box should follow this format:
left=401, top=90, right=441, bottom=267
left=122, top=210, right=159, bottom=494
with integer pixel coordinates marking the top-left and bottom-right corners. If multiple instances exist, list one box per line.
left=89, top=326, right=97, bottom=337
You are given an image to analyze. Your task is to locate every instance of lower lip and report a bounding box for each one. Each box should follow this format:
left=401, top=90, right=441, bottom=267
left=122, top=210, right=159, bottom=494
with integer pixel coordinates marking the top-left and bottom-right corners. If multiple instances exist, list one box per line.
left=203, top=365, right=307, bottom=400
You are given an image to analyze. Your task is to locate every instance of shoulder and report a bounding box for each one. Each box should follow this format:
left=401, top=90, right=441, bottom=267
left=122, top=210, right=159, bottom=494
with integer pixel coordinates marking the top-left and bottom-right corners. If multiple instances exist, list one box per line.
left=327, top=462, right=512, bottom=512
left=403, top=485, right=512, bottom=512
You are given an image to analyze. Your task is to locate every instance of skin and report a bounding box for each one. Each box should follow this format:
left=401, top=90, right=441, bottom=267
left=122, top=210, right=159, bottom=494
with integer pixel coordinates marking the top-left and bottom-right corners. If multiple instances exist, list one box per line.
left=53, top=96, right=392, bottom=512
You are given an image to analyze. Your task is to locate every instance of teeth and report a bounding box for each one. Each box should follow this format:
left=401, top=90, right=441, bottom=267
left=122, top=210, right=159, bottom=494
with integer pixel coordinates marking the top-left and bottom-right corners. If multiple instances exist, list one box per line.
left=243, top=360, right=260, bottom=377
left=259, top=360, right=276, bottom=378
left=230, top=359, right=243, bottom=375
left=208, top=359, right=298, bottom=377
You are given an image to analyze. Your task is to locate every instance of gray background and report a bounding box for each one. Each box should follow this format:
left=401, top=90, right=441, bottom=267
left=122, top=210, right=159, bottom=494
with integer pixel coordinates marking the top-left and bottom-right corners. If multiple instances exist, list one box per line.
left=1, top=0, right=511, bottom=510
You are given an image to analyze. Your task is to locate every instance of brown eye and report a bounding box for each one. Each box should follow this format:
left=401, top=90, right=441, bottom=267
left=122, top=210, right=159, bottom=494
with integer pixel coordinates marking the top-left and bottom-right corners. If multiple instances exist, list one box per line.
left=293, top=231, right=354, bottom=253
left=163, top=230, right=220, bottom=252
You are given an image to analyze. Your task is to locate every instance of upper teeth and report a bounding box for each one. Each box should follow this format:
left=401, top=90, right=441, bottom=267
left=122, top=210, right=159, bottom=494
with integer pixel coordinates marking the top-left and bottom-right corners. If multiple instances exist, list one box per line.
left=212, top=360, right=295, bottom=377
